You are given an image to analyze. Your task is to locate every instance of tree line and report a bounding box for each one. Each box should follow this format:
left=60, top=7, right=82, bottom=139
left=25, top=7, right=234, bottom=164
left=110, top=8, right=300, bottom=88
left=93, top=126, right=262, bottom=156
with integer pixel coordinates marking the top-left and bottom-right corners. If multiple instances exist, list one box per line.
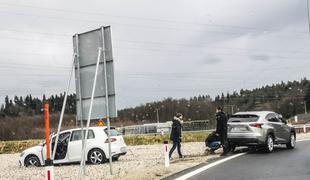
left=0, top=93, right=76, bottom=118
left=118, top=78, right=310, bottom=124
left=1, top=78, right=310, bottom=140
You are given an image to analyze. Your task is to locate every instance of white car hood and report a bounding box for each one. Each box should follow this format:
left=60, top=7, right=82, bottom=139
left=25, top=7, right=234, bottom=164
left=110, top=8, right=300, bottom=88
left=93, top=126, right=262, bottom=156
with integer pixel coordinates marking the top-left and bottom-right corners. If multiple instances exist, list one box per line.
left=23, top=145, right=43, bottom=154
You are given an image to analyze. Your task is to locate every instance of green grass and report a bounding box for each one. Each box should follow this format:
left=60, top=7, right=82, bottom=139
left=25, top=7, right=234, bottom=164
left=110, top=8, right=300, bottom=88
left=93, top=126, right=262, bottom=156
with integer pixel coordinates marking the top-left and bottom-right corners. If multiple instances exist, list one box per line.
left=124, top=132, right=208, bottom=146
left=0, top=132, right=209, bottom=154
left=0, top=139, right=41, bottom=154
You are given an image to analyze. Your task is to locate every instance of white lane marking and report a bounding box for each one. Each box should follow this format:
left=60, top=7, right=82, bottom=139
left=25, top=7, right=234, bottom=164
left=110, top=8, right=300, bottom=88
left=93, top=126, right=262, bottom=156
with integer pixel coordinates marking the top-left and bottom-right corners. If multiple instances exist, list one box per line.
left=175, top=153, right=247, bottom=180
left=296, top=138, right=310, bottom=142
left=175, top=138, right=310, bottom=180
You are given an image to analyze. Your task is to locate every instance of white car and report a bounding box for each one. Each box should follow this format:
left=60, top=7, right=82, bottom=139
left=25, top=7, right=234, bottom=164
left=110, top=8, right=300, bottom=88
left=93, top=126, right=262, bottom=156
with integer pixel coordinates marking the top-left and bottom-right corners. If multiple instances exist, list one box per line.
left=19, top=126, right=127, bottom=167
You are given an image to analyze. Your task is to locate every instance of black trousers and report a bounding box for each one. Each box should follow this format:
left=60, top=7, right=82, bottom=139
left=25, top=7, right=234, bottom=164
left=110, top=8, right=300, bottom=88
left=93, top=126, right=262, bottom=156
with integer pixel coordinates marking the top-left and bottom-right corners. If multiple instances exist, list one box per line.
left=169, top=141, right=183, bottom=158
left=220, top=132, right=229, bottom=153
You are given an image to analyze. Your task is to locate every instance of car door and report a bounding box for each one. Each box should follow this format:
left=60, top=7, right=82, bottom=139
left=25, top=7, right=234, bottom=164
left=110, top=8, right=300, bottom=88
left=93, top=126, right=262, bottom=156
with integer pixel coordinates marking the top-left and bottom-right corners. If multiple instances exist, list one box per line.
left=277, top=115, right=291, bottom=142
left=42, top=132, right=71, bottom=164
left=266, top=113, right=284, bottom=143
left=67, top=129, right=95, bottom=162
left=67, top=130, right=83, bottom=162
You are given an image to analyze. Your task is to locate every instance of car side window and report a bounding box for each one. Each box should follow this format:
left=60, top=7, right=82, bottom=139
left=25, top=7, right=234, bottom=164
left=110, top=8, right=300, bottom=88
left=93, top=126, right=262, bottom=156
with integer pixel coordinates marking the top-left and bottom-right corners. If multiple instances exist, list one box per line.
left=70, top=130, right=95, bottom=141
left=266, top=113, right=279, bottom=122
left=52, top=132, right=71, bottom=143
left=60, top=132, right=71, bottom=143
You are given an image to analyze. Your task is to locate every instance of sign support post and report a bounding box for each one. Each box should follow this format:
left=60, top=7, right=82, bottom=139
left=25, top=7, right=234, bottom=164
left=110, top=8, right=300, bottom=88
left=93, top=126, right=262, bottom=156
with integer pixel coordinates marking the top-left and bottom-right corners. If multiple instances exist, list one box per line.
left=78, top=48, right=102, bottom=180
left=101, top=26, right=113, bottom=175
left=52, top=54, right=75, bottom=161
left=74, top=34, right=86, bottom=175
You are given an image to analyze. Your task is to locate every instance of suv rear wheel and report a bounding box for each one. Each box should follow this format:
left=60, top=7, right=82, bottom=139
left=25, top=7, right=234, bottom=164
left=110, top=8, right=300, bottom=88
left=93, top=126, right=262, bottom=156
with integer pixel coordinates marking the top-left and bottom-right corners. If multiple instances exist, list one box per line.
left=286, top=132, right=296, bottom=149
left=264, top=134, right=274, bottom=153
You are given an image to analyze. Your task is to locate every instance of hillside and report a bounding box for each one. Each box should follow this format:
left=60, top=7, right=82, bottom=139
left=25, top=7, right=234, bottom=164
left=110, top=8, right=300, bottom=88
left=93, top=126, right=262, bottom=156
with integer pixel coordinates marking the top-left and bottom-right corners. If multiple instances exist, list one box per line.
left=0, top=78, right=310, bottom=140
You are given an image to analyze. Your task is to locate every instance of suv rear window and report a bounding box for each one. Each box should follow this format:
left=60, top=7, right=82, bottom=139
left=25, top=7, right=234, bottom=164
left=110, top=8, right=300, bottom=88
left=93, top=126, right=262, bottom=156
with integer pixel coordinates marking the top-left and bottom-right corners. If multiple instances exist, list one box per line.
left=104, top=128, right=122, bottom=136
left=228, top=114, right=259, bottom=122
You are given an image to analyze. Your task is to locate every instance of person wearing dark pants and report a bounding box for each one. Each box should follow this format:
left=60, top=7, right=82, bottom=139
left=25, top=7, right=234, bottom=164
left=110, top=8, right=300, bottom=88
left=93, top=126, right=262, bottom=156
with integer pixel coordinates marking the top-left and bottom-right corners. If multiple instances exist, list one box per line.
left=169, top=113, right=184, bottom=160
left=215, top=106, right=229, bottom=156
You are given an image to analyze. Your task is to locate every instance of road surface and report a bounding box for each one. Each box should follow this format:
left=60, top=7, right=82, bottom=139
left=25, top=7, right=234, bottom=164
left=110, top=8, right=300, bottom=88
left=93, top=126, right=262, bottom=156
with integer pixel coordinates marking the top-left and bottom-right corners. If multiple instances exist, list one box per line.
left=188, top=140, right=310, bottom=180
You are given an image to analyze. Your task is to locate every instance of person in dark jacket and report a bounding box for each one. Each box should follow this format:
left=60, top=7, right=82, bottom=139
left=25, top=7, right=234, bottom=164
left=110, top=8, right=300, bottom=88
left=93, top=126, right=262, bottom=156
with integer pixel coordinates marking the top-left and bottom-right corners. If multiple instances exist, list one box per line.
left=205, top=131, right=221, bottom=154
left=169, top=113, right=184, bottom=160
left=215, top=106, right=229, bottom=156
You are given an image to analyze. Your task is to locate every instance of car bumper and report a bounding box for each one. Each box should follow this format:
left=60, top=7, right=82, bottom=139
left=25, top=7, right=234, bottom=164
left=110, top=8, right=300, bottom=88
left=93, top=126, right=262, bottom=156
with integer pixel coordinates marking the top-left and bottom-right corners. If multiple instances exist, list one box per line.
left=111, top=146, right=127, bottom=157
left=112, top=152, right=127, bottom=158
left=19, top=156, right=26, bottom=167
left=228, top=133, right=265, bottom=146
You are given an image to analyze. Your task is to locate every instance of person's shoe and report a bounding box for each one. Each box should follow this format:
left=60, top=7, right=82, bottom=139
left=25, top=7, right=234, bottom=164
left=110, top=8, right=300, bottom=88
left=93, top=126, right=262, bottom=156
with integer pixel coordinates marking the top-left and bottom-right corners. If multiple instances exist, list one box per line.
left=209, top=150, right=216, bottom=155
left=169, top=157, right=173, bottom=161
left=179, top=155, right=185, bottom=159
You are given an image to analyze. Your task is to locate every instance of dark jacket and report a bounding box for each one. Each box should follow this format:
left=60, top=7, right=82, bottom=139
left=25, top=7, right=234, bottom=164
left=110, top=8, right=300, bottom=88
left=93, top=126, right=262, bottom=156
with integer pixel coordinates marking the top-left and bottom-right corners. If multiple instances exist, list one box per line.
left=215, top=111, right=228, bottom=135
left=206, top=131, right=221, bottom=144
left=170, top=118, right=182, bottom=142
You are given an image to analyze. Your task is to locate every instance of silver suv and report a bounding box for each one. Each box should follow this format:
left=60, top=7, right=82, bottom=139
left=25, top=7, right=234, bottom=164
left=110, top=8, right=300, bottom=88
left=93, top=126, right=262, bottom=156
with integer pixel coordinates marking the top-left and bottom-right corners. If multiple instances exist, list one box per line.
left=227, top=111, right=296, bottom=152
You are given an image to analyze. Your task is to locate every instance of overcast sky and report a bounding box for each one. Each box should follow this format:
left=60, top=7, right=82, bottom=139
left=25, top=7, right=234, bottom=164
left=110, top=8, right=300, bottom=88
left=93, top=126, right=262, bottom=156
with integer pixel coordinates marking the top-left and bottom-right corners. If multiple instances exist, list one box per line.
left=0, top=0, right=310, bottom=109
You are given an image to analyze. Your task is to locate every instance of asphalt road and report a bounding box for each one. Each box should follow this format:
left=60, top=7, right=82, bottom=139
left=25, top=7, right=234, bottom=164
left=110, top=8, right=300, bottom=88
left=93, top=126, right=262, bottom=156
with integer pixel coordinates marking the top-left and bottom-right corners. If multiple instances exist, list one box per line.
left=189, top=140, right=310, bottom=180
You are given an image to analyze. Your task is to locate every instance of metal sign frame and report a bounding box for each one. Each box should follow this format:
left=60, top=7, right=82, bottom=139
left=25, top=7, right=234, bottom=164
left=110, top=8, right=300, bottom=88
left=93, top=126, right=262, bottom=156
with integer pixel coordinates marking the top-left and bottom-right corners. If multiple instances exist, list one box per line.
left=52, top=26, right=116, bottom=180
left=73, top=26, right=115, bottom=179
left=73, top=26, right=116, bottom=121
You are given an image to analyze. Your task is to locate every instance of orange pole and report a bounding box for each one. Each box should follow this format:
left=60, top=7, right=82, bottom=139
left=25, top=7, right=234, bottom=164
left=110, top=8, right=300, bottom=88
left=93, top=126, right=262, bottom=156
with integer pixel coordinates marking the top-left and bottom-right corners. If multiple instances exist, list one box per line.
left=44, top=103, right=51, bottom=160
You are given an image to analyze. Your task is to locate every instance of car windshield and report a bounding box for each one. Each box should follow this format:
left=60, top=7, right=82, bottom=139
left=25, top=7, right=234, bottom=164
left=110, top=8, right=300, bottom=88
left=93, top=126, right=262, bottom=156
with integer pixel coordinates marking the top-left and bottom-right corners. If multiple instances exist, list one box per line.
left=228, top=114, right=259, bottom=122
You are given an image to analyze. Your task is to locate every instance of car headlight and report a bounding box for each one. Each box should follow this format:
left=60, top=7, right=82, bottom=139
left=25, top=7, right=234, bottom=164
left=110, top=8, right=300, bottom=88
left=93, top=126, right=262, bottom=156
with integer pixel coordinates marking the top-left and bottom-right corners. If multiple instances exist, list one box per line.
left=20, top=152, right=25, bottom=157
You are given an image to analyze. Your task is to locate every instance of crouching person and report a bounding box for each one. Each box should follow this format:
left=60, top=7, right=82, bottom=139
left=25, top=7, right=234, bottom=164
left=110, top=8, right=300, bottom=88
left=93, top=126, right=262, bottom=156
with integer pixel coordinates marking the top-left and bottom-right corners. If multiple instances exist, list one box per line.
left=205, top=131, right=221, bottom=154
left=169, top=113, right=184, bottom=160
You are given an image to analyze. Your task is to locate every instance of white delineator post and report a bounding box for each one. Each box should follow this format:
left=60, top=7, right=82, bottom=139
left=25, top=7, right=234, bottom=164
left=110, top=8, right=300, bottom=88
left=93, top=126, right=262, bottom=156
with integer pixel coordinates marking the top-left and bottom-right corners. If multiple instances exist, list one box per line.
left=304, top=124, right=307, bottom=133
left=45, top=166, right=54, bottom=180
left=164, top=141, right=169, bottom=168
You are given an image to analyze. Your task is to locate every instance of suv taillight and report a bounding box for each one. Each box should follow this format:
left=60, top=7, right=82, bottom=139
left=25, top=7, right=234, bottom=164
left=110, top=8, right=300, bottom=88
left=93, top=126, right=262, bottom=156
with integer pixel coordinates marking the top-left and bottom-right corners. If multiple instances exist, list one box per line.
left=105, top=138, right=117, bottom=143
left=249, top=123, right=264, bottom=128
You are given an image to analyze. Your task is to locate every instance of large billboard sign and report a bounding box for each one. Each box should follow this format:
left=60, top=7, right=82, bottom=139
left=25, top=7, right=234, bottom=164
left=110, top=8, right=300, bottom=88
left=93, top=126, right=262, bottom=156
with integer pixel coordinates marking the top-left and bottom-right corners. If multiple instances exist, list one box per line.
left=73, top=26, right=116, bottom=120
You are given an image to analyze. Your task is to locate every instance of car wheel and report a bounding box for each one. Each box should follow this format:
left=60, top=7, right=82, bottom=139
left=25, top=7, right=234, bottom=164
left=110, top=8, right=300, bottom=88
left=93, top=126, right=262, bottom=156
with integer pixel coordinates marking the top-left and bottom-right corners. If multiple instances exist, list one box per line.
left=264, top=134, right=274, bottom=153
left=24, top=155, right=41, bottom=167
left=88, top=149, right=106, bottom=165
left=286, top=132, right=296, bottom=149
left=230, top=145, right=236, bottom=152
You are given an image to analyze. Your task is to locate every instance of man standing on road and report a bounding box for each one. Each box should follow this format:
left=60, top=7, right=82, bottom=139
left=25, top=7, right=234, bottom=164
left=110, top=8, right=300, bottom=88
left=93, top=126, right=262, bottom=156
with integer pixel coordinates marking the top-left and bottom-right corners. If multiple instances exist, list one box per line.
left=215, top=106, right=229, bottom=156
left=169, top=113, right=184, bottom=160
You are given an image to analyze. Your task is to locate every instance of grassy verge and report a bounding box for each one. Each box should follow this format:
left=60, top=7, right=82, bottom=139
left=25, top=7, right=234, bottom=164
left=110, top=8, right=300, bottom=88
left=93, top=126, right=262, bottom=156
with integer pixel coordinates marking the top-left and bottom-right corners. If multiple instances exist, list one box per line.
left=124, top=132, right=208, bottom=146
left=0, top=139, right=42, bottom=154
left=0, top=132, right=209, bottom=154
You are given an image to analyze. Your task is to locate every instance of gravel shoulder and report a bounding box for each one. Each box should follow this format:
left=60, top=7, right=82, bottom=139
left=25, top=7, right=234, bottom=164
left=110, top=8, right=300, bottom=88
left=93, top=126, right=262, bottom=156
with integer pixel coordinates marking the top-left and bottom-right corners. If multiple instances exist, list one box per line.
left=1, top=133, right=309, bottom=180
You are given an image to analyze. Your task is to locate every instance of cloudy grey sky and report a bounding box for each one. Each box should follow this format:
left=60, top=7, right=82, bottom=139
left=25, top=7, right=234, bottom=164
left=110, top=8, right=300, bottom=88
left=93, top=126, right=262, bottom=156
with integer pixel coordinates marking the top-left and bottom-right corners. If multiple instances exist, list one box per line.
left=0, top=0, right=310, bottom=109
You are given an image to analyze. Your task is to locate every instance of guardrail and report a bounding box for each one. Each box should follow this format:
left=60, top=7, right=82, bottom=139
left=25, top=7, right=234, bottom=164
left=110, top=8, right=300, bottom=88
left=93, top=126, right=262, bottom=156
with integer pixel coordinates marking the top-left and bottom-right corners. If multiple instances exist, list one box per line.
left=292, top=124, right=310, bottom=133
left=119, top=120, right=213, bottom=136
left=121, top=123, right=310, bottom=136
left=124, top=129, right=215, bottom=137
